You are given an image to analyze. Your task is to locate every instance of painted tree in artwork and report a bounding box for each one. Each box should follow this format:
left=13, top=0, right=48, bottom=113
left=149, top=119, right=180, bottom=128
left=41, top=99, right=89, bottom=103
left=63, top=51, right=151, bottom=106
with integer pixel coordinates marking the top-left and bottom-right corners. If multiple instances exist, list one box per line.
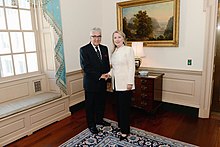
left=133, top=10, right=153, bottom=40
left=123, top=17, right=132, bottom=39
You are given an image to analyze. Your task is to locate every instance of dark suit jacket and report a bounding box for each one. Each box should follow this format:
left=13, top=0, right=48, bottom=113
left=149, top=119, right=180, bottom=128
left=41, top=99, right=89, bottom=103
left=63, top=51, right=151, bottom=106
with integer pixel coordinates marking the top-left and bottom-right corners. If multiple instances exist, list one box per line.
left=80, top=42, right=110, bottom=92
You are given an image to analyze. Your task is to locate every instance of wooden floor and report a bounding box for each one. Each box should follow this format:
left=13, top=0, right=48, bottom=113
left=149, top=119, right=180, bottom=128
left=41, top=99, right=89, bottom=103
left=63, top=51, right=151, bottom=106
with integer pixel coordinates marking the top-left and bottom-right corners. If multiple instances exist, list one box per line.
left=7, top=94, right=220, bottom=147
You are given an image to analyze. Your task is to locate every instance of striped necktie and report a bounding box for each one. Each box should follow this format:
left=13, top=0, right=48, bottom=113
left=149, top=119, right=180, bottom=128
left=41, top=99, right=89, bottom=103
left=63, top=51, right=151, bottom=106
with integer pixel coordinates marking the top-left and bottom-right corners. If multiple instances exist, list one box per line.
left=95, top=46, right=102, bottom=60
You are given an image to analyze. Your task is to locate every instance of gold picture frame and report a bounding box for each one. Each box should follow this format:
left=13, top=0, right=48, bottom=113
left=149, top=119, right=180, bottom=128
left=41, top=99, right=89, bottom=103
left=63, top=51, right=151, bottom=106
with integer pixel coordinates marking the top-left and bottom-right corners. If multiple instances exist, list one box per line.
left=117, top=0, right=180, bottom=47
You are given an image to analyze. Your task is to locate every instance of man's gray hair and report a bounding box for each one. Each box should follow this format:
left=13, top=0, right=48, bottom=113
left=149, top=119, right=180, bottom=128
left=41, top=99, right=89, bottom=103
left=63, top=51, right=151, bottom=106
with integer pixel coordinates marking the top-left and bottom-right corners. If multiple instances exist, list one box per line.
left=90, top=27, right=102, bottom=36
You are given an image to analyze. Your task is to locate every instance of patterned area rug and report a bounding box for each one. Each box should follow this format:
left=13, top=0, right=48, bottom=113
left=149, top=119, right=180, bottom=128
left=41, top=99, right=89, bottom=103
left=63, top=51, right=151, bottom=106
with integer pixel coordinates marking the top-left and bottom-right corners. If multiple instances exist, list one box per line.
left=59, top=119, right=197, bottom=147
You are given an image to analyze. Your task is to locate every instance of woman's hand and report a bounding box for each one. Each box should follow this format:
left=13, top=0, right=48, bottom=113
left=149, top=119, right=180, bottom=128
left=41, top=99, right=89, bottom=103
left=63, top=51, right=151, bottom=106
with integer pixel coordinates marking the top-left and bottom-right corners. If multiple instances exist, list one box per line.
left=127, top=84, right=133, bottom=90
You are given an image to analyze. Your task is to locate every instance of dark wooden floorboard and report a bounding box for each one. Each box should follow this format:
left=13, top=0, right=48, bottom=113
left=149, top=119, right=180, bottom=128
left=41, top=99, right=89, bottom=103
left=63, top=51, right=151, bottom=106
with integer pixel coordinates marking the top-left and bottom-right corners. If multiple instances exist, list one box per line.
left=6, top=95, right=220, bottom=147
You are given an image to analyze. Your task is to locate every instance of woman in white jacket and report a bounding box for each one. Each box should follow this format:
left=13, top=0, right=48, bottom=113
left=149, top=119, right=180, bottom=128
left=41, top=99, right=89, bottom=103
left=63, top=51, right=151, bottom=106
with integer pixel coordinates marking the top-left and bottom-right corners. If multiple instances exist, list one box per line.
left=111, top=30, right=135, bottom=140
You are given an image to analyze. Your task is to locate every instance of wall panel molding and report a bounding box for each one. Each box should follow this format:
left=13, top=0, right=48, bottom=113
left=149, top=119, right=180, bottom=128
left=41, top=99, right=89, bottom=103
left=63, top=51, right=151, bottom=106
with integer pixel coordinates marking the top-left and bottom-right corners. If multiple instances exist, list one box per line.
left=68, top=68, right=203, bottom=116
left=140, top=67, right=202, bottom=109
left=66, top=70, right=85, bottom=106
left=0, top=75, right=47, bottom=103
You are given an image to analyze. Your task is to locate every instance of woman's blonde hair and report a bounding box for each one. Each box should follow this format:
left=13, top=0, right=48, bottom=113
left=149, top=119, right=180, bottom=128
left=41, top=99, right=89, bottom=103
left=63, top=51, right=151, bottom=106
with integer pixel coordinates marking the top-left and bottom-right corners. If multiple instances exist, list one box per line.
left=112, top=30, right=127, bottom=53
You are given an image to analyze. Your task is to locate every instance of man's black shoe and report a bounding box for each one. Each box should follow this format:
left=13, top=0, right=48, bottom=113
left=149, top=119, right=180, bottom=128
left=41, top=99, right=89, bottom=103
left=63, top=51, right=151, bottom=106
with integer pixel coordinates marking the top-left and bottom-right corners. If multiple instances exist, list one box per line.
left=97, top=120, right=111, bottom=126
left=89, top=127, right=99, bottom=134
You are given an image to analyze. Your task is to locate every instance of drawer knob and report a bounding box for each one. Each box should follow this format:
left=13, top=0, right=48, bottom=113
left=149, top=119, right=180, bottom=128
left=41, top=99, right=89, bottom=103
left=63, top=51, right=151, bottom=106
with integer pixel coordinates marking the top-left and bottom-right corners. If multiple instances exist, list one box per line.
left=141, top=80, right=147, bottom=84
left=141, top=86, right=147, bottom=90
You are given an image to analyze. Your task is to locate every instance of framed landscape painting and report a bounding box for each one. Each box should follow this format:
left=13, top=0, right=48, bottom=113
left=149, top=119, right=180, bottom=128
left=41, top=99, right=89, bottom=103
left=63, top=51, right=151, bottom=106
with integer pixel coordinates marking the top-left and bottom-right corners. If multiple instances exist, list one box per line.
left=117, top=0, right=180, bottom=47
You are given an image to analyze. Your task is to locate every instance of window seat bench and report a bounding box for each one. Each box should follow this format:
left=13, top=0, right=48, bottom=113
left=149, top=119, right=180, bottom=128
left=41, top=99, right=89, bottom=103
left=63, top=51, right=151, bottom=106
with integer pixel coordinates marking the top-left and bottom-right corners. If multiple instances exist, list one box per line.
left=0, top=92, right=71, bottom=146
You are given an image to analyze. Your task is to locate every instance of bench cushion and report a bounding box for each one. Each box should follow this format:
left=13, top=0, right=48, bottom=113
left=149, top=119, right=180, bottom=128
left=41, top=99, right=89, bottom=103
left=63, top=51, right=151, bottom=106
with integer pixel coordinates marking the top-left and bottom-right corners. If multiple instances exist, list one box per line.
left=0, top=92, right=62, bottom=119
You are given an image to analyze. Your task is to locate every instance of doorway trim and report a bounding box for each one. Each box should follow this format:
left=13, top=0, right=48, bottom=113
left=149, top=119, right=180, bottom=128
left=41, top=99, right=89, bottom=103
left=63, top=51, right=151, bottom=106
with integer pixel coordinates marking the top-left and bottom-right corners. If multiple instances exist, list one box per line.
left=199, top=0, right=218, bottom=118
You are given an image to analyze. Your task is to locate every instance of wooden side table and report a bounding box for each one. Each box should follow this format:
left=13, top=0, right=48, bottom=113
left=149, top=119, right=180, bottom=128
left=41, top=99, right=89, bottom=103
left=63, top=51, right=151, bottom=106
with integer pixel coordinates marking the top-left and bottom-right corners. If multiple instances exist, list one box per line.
left=132, top=73, right=164, bottom=113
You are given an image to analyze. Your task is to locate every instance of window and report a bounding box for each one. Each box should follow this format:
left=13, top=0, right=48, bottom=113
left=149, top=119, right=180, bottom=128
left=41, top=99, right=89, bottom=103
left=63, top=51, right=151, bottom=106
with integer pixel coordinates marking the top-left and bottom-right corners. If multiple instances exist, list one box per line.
left=0, top=0, right=39, bottom=78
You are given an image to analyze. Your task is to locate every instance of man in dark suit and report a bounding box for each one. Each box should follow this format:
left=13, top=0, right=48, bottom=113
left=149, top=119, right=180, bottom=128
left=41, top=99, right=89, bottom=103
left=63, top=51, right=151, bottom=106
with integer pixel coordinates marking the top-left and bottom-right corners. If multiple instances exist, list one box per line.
left=80, top=27, right=111, bottom=134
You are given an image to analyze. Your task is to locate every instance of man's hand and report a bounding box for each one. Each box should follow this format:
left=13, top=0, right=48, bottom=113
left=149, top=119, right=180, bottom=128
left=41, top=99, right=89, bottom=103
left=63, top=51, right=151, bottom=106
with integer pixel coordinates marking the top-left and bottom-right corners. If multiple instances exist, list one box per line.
left=100, top=73, right=110, bottom=80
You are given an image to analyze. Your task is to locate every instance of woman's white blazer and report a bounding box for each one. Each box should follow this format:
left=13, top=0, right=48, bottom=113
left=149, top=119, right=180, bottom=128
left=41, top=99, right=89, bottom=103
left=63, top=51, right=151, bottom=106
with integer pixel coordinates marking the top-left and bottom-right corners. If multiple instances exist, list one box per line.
left=110, top=46, right=135, bottom=91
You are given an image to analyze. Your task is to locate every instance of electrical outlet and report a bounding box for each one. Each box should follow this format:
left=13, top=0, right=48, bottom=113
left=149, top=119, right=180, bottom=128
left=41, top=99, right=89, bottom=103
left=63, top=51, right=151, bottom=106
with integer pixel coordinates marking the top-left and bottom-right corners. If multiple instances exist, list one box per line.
left=34, top=81, right=41, bottom=92
left=187, top=59, right=192, bottom=65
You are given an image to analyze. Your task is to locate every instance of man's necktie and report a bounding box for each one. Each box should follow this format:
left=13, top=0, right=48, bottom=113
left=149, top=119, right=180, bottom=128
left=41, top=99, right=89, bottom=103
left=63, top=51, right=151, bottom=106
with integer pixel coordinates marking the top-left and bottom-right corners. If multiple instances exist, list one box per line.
left=95, top=46, right=102, bottom=60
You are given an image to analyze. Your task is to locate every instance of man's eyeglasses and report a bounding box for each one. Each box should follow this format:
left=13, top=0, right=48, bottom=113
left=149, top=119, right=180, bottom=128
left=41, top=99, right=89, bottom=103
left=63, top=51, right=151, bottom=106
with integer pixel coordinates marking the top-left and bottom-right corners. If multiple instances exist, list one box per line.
left=91, top=35, right=102, bottom=39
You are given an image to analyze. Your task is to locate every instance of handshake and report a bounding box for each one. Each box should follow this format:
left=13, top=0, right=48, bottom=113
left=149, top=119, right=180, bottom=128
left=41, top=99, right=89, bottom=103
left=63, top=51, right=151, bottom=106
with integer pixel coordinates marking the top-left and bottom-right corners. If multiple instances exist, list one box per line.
left=99, top=73, right=110, bottom=81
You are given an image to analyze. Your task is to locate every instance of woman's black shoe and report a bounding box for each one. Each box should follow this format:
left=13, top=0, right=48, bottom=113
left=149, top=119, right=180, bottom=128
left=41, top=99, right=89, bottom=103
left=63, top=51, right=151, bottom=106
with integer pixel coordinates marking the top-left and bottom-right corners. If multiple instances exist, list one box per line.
left=119, top=134, right=128, bottom=141
left=115, top=128, right=121, bottom=132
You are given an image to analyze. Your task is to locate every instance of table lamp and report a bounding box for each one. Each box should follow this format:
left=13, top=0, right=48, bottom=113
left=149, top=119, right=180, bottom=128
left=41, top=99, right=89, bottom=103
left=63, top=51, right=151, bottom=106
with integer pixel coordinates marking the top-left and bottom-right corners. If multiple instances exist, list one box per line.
left=132, top=42, right=145, bottom=73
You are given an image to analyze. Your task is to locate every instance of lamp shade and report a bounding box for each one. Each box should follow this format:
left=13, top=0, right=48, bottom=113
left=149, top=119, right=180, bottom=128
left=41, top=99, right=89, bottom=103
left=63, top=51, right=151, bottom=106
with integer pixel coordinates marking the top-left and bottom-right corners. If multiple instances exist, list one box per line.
left=132, top=42, right=145, bottom=58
